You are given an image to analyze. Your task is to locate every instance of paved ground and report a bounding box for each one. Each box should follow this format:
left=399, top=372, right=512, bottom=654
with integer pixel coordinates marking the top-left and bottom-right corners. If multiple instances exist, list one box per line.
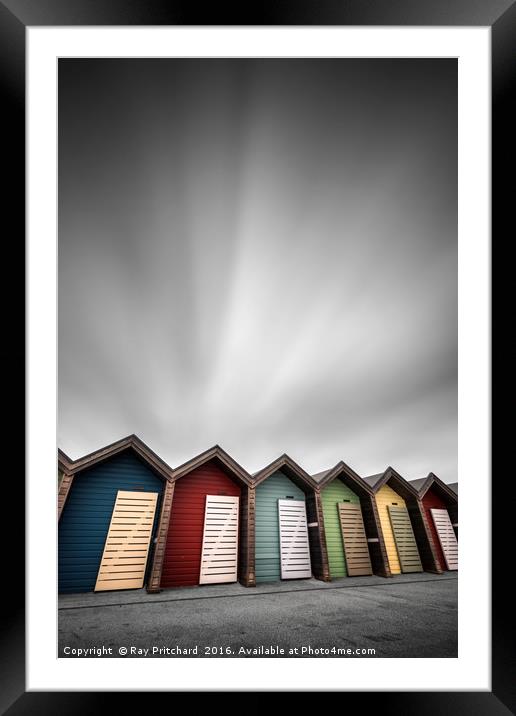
left=58, top=572, right=457, bottom=658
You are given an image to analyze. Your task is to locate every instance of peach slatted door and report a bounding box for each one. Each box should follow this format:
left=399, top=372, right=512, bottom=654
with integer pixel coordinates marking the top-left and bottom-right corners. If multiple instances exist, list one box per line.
left=94, top=490, right=158, bottom=591
left=430, top=508, right=458, bottom=570
left=337, top=502, right=373, bottom=576
left=199, top=495, right=239, bottom=585
left=278, top=499, right=312, bottom=579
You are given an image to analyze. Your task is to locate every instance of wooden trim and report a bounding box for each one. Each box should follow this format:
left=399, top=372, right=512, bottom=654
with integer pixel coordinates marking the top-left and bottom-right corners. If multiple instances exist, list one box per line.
left=371, top=495, right=392, bottom=577
left=57, top=473, right=74, bottom=520
left=239, top=486, right=256, bottom=587
left=313, top=490, right=331, bottom=582
left=413, top=499, right=444, bottom=574
left=146, top=481, right=175, bottom=593
left=363, top=493, right=392, bottom=577
left=307, top=490, right=331, bottom=582
left=375, top=467, right=422, bottom=499
left=418, top=473, right=459, bottom=504
left=316, top=461, right=374, bottom=497
left=58, top=449, right=74, bottom=474
left=66, top=435, right=174, bottom=482
left=253, top=454, right=317, bottom=491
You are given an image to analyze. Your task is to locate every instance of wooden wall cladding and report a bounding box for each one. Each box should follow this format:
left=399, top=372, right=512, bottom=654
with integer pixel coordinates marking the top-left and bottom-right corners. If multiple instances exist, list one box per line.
left=321, top=480, right=361, bottom=578
left=306, top=491, right=330, bottom=582
left=57, top=473, right=74, bottom=520
left=160, top=461, right=241, bottom=588
left=58, top=452, right=164, bottom=593
left=146, top=481, right=175, bottom=593
left=239, top=487, right=255, bottom=587
left=255, top=472, right=306, bottom=583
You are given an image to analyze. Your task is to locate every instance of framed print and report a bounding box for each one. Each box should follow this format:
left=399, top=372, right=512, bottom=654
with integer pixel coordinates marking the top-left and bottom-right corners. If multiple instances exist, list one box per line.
left=3, top=0, right=512, bottom=710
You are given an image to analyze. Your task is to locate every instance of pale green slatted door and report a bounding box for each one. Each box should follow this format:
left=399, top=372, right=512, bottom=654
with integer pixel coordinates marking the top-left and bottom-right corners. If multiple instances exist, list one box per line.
left=337, top=502, right=373, bottom=576
left=387, top=505, right=423, bottom=573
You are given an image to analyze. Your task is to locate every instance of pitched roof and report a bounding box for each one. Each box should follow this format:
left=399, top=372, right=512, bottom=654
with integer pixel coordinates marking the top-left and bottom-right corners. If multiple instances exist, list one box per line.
left=253, top=453, right=316, bottom=491
left=408, top=477, right=430, bottom=493
left=172, top=444, right=253, bottom=486
left=311, top=468, right=334, bottom=484
left=58, top=448, right=74, bottom=473
left=448, top=482, right=458, bottom=494
left=362, top=472, right=386, bottom=489
left=312, top=461, right=374, bottom=496
left=60, top=434, right=174, bottom=482
left=363, top=467, right=422, bottom=501
left=409, top=473, right=458, bottom=501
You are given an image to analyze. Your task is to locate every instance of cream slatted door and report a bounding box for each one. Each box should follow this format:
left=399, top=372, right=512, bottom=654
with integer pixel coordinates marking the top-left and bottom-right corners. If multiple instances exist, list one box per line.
left=278, top=499, right=312, bottom=579
left=387, top=505, right=423, bottom=573
left=94, top=490, right=158, bottom=591
left=338, top=502, right=373, bottom=576
left=199, top=495, right=239, bottom=585
left=430, top=508, right=458, bottom=570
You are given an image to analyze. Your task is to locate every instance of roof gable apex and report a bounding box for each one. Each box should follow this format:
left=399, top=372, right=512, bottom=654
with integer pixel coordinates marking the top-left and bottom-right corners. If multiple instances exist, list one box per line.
left=253, top=454, right=316, bottom=491
left=171, top=445, right=253, bottom=486
left=60, top=434, right=174, bottom=482
left=314, top=460, right=374, bottom=496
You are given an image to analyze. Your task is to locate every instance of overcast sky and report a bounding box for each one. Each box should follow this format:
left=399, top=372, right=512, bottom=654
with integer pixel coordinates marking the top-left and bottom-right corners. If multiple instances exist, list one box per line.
left=58, top=59, right=457, bottom=483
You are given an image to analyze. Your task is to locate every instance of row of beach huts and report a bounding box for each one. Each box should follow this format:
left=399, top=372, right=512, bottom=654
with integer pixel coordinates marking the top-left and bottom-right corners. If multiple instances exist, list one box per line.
left=57, top=435, right=458, bottom=594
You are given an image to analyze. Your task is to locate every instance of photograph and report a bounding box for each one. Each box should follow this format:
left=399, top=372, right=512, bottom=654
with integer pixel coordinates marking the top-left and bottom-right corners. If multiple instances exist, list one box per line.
left=57, top=57, right=459, bottom=660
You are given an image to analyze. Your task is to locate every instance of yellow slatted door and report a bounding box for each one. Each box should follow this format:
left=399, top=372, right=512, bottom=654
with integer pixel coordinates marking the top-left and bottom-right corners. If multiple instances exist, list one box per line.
left=387, top=505, right=423, bottom=573
left=375, top=485, right=405, bottom=575
left=94, top=490, right=158, bottom=592
left=338, top=502, right=373, bottom=576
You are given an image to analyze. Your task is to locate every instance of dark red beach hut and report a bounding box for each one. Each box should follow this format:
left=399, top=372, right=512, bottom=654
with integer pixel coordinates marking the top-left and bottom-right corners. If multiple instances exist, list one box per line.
left=410, top=473, right=458, bottom=571
left=148, top=446, right=254, bottom=591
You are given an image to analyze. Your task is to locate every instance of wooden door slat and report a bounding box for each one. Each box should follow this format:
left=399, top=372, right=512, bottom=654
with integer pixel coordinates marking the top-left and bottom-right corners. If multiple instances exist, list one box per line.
left=278, top=499, right=312, bottom=579
left=199, top=495, right=239, bottom=584
left=94, top=490, right=158, bottom=592
left=387, top=505, right=423, bottom=573
left=337, top=502, right=373, bottom=576
left=430, top=508, right=458, bottom=570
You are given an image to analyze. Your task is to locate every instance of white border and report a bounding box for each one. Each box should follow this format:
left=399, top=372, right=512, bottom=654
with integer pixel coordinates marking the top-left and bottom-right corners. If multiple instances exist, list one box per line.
left=27, top=27, right=490, bottom=691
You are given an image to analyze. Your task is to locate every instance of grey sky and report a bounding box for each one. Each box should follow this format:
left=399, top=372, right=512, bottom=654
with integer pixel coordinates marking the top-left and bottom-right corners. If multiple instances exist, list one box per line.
left=58, top=59, right=457, bottom=482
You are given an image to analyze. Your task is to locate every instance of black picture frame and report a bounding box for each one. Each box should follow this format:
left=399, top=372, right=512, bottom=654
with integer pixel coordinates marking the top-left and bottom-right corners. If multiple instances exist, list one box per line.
left=5, top=0, right=511, bottom=711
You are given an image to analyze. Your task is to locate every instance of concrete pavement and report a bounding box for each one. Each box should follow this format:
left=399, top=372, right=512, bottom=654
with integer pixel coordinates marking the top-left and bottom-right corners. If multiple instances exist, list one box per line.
left=59, top=572, right=457, bottom=658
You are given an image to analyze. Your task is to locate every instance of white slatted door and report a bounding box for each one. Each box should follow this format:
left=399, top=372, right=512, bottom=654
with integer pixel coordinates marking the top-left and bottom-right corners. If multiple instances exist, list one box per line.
left=430, top=508, right=458, bottom=570
left=94, top=490, right=158, bottom=592
left=199, top=495, right=239, bottom=585
left=278, top=499, right=312, bottom=579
